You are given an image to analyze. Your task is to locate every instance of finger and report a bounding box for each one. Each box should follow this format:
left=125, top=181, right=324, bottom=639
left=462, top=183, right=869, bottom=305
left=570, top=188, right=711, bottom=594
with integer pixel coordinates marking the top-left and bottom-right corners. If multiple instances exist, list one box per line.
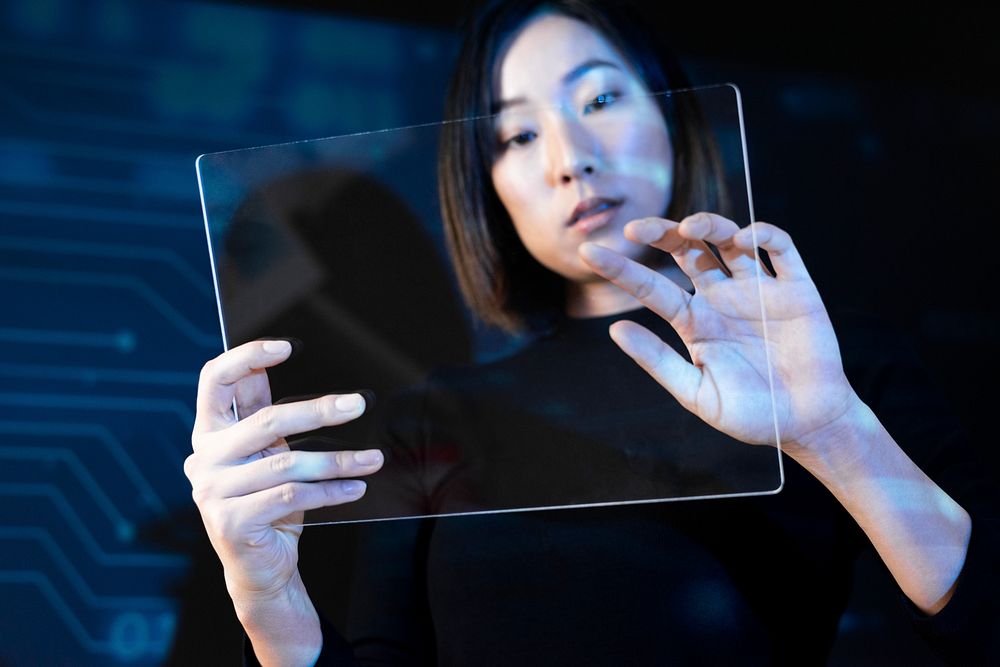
left=234, top=371, right=273, bottom=421
left=678, top=212, right=760, bottom=279
left=236, top=338, right=305, bottom=418
left=195, top=340, right=293, bottom=434
left=733, top=221, right=810, bottom=281
left=201, top=393, right=367, bottom=460
left=609, top=320, right=701, bottom=411
left=237, top=479, right=370, bottom=526
left=275, top=389, right=376, bottom=410
left=624, top=217, right=729, bottom=287
left=213, top=448, right=384, bottom=498
left=579, top=242, right=691, bottom=324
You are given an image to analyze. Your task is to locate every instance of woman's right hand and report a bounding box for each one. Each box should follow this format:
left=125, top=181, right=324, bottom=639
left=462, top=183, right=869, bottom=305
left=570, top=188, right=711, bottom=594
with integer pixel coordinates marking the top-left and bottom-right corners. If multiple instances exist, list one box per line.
left=185, top=339, right=383, bottom=661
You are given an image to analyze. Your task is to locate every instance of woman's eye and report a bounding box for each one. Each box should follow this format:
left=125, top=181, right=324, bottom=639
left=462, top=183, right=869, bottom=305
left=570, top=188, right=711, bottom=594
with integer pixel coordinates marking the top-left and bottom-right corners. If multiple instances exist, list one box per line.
left=502, top=131, right=537, bottom=149
left=583, top=91, right=619, bottom=115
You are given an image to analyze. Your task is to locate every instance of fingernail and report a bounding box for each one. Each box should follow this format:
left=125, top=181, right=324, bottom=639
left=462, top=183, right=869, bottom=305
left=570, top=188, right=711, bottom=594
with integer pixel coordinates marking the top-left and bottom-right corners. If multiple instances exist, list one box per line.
left=353, top=449, right=383, bottom=465
left=345, top=389, right=376, bottom=410
left=261, top=340, right=291, bottom=355
left=258, top=337, right=303, bottom=358
left=277, top=389, right=374, bottom=408
left=334, top=393, right=364, bottom=412
left=342, top=480, right=366, bottom=496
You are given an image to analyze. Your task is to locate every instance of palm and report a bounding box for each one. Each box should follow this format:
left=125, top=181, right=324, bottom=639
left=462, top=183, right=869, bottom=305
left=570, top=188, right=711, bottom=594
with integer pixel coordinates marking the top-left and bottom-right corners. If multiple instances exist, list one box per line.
left=678, top=272, right=850, bottom=446
left=248, top=513, right=303, bottom=593
left=235, top=436, right=305, bottom=595
left=218, top=372, right=307, bottom=596
left=584, top=215, right=855, bottom=450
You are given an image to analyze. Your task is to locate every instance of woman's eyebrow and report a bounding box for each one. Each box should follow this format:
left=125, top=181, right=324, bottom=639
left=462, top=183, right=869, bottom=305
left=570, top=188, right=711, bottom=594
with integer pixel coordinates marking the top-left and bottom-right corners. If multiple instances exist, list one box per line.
left=561, top=58, right=621, bottom=85
left=493, top=59, right=622, bottom=113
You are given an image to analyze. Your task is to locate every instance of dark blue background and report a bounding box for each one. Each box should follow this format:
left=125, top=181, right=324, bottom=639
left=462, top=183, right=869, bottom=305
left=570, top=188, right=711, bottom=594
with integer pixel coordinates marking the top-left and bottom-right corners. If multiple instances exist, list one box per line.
left=1, top=1, right=996, bottom=664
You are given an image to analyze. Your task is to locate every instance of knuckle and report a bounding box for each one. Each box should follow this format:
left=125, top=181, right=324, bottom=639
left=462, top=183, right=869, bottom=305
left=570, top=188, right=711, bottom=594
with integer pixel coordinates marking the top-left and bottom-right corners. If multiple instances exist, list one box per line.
left=213, top=504, right=241, bottom=541
left=183, top=453, right=197, bottom=480
left=190, top=475, right=216, bottom=506
left=199, top=358, right=217, bottom=385
left=269, top=450, right=296, bottom=475
left=191, top=484, right=209, bottom=507
left=278, top=482, right=299, bottom=506
left=199, top=498, right=221, bottom=528
left=312, top=396, right=331, bottom=420
left=252, top=406, right=278, bottom=437
left=332, top=451, right=349, bottom=475
left=635, top=273, right=657, bottom=300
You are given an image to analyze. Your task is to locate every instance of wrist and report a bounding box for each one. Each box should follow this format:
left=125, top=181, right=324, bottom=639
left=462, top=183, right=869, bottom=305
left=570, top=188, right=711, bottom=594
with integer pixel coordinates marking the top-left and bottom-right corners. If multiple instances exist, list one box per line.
left=783, top=393, right=880, bottom=487
left=230, top=571, right=322, bottom=667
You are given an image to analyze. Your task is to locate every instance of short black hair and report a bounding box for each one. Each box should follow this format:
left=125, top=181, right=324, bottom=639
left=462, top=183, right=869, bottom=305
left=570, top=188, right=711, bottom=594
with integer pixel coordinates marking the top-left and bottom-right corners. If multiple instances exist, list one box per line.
left=438, top=0, right=726, bottom=332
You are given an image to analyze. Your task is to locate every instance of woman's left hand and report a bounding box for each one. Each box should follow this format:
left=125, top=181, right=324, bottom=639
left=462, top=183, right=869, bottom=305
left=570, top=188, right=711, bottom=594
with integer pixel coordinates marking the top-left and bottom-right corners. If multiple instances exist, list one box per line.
left=579, top=212, right=858, bottom=455
left=580, top=213, right=974, bottom=618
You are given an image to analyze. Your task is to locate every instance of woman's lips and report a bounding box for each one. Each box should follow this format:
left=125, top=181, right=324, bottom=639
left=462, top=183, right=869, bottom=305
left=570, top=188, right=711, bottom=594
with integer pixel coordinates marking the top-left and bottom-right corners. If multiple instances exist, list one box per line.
left=567, top=197, right=624, bottom=233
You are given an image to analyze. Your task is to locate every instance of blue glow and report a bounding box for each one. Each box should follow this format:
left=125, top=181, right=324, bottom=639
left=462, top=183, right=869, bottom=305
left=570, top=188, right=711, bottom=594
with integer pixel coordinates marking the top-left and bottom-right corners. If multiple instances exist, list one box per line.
left=94, top=0, right=134, bottom=44
left=8, top=0, right=66, bottom=37
left=299, top=20, right=398, bottom=72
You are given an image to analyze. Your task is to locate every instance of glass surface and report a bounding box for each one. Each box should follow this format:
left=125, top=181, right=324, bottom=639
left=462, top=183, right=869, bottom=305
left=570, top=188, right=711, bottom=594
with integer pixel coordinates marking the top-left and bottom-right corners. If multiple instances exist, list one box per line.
left=196, top=83, right=784, bottom=525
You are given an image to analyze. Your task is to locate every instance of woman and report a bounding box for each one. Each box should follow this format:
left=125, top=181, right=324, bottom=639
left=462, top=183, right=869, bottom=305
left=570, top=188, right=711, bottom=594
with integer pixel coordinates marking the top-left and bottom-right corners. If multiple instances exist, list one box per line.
left=185, top=1, right=993, bottom=664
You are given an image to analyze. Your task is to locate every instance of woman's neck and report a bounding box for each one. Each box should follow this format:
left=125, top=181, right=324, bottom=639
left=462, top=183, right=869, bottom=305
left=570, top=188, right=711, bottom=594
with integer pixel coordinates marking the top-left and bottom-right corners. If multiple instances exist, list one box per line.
left=564, top=265, right=692, bottom=319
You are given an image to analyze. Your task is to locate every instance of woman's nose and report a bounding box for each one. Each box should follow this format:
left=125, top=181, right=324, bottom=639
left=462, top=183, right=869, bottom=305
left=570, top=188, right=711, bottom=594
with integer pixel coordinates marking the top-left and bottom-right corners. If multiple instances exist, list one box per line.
left=544, top=116, right=598, bottom=186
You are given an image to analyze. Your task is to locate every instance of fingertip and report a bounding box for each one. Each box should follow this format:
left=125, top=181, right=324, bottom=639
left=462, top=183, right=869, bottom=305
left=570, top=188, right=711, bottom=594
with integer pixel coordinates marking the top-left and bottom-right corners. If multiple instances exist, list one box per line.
left=352, top=448, right=383, bottom=467
left=608, top=319, right=643, bottom=353
left=578, top=241, right=598, bottom=261
left=608, top=318, right=632, bottom=338
left=341, top=479, right=367, bottom=497
left=750, top=221, right=779, bottom=241
left=624, top=217, right=672, bottom=244
left=333, top=393, right=366, bottom=414
left=732, top=226, right=754, bottom=248
left=678, top=213, right=707, bottom=238
left=608, top=321, right=627, bottom=348
left=578, top=242, right=616, bottom=273
left=678, top=211, right=702, bottom=224
left=356, top=389, right=376, bottom=410
left=260, top=339, right=292, bottom=356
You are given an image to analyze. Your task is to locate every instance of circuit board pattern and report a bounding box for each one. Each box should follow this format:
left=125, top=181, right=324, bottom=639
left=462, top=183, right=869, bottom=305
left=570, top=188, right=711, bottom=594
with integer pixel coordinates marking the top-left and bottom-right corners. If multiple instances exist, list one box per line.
left=0, top=1, right=454, bottom=663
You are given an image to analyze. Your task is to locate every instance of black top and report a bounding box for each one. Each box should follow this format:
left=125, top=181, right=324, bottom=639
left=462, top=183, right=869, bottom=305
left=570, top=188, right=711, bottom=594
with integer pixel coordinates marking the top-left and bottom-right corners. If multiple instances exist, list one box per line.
left=245, top=308, right=999, bottom=665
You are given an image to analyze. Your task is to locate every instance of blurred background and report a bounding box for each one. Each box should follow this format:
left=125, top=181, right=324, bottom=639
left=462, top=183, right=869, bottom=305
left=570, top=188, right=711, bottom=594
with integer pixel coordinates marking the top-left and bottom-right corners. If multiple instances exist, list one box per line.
left=0, top=1, right=996, bottom=664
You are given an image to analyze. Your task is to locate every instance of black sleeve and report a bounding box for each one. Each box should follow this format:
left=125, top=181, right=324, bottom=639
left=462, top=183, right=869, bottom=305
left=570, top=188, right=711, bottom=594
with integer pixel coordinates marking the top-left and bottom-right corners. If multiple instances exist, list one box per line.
left=836, top=311, right=1000, bottom=664
left=240, top=520, right=434, bottom=666
left=242, top=612, right=359, bottom=666
left=343, top=382, right=437, bottom=664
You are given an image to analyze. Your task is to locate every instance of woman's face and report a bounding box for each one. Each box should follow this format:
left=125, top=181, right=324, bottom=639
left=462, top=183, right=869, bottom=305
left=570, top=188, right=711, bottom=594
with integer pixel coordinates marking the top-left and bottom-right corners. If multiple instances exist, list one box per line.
left=490, top=12, right=673, bottom=284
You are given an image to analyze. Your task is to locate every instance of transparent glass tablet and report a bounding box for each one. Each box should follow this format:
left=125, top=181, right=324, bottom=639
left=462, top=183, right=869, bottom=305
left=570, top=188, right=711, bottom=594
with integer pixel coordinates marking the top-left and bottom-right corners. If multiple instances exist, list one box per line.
left=196, top=83, right=783, bottom=525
